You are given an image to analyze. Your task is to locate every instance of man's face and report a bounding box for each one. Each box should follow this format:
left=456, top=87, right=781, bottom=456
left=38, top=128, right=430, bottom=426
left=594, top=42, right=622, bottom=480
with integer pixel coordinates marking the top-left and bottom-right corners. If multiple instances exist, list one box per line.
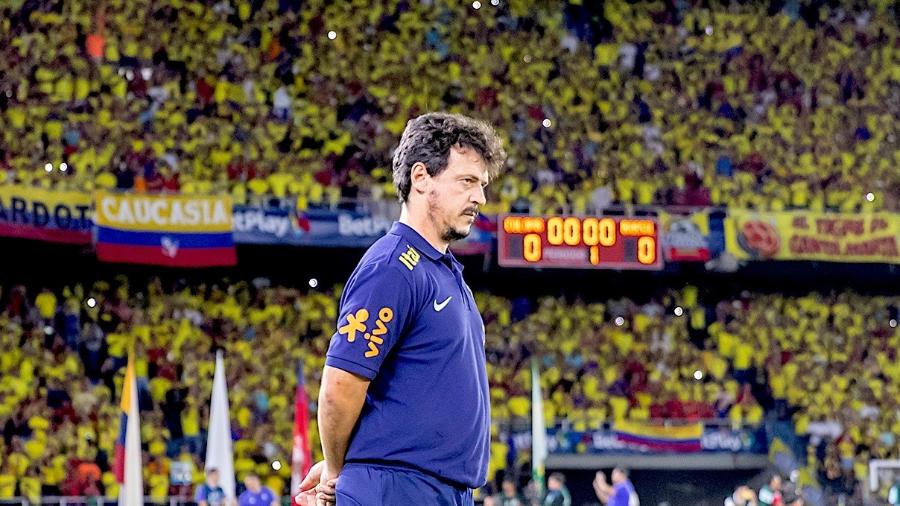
left=547, top=477, right=561, bottom=491
left=207, top=471, right=219, bottom=486
left=612, top=470, right=625, bottom=483
left=424, top=146, right=489, bottom=244
left=771, top=475, right=782, bottom=490
left=243, top=475, right=259, bottom=492
left=502, top=480, right=516, bottom=495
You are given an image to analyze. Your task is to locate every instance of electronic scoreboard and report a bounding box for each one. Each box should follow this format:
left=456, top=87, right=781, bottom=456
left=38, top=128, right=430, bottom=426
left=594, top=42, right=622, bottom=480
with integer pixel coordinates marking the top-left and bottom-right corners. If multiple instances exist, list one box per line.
left=497, top=214, right=663, bottom=270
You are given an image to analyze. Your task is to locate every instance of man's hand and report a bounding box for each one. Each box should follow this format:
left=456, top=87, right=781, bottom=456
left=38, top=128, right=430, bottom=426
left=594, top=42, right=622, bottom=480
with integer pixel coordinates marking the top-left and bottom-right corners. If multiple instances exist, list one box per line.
left=295, top=461, right=338, bottom=506
left=593, top=471, right=610, bottom=503
left=315, top=464, right=339, bottom=506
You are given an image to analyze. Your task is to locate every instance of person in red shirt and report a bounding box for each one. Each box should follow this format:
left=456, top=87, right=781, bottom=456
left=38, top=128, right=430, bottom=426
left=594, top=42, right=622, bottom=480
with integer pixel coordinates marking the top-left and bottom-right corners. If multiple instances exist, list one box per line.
left=145, top=165, right=164, bottom=192
left=196, top=76, right=214, bottom=106
left=161, top=167, right=180, bottom=192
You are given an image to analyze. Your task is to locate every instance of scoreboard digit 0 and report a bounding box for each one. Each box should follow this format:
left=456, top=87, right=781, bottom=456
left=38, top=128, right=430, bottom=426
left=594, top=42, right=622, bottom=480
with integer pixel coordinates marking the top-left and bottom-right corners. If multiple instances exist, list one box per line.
left=497, top=214, right=663, bottom=270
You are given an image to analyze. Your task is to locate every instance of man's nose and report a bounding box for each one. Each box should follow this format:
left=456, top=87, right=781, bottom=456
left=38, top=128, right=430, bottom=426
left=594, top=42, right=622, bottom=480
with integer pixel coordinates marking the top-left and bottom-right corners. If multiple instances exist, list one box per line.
left=472, top=185, right=486, bottom=206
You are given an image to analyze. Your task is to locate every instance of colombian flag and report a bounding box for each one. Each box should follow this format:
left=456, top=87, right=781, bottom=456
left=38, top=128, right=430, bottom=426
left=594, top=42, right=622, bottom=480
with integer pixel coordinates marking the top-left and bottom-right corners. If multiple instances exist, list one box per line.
left=114, top=354, right=143, bottom=506
left=94, top=192, right=236, bottom=267
left=612, top=420, right=703, bottom=453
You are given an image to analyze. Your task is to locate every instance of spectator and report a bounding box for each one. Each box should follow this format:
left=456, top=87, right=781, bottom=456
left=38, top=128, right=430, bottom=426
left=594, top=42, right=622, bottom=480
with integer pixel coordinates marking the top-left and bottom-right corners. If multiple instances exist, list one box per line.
left=543, top=472, right=572, bottom=506
left=498, top=476, right=525, bottom=506
left=238, top=473, right=277, bottom=506
left=725, top=485, right=758, bottom=506
left=594, top=468, right=639, bottom=506
left=2, top=410, right=30, bottom=446
left=34, top=287, right=58, bottom=322
left=890, top=479, right=900, bottom=505
left=0, top=461, right=12, bottom=499
left=759, top=474, right=804, bottom=506
left=196, top=468, right=227, bottom=506
left=272, top=86, right=291, bottom=121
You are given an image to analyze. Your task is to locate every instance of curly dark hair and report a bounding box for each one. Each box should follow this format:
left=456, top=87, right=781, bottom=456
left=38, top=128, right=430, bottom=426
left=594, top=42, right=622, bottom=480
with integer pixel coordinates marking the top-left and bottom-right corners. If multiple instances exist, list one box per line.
left=392, top=112, right=506, bottom=203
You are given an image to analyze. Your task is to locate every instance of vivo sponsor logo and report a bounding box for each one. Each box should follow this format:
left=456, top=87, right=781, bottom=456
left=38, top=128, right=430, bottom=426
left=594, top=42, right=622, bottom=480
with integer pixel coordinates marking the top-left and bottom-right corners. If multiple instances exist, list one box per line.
left=338, top=214, right=391, bottom=237
left=234, top=209, right=291, bottom=238
left=701, top=430, right=747, bottom=452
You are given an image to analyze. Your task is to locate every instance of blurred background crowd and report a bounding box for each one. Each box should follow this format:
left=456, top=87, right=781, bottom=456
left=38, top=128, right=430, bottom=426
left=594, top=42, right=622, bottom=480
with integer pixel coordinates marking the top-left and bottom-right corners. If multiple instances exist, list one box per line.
left=1, top=0, right=898, bottom=213
left=0, top=279, right=896, bottom=502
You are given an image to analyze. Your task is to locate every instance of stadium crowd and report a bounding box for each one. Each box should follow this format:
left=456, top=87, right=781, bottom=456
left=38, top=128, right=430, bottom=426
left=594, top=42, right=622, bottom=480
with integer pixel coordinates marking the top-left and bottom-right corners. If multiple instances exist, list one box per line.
left=1, top=0, right=898, bottom=213
left=0, top=278, right=896, bottom=502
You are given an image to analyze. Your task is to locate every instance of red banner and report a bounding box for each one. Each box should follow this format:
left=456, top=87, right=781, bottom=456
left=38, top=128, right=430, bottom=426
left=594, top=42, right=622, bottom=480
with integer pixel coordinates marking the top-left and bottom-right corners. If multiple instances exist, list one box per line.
left=291, top=362, right=312, bottom=504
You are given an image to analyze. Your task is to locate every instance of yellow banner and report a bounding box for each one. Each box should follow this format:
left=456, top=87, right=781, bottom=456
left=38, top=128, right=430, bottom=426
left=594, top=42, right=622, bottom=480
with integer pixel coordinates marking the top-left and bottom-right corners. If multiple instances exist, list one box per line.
left=94, top=192, right=233, bottom=233
left=0, top=185, right=93, bottom=243
left=725, top=210, right=899, bottom=264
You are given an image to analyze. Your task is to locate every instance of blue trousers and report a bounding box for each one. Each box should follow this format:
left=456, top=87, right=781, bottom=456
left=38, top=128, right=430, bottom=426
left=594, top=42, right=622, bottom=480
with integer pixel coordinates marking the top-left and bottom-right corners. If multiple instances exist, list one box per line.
left=336, top=463, right=473, bottom=505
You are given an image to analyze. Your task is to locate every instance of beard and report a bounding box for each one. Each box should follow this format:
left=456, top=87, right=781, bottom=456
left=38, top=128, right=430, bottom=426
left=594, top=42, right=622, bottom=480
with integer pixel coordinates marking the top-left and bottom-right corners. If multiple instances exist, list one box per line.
left=428, top=190, right=476, bottom=244
left=441, top=224, right=470, bottom=243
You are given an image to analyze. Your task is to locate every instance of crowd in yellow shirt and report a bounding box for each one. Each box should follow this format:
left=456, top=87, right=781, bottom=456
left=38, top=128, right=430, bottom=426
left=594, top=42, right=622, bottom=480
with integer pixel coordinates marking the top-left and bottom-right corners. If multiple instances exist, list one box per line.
left=1, top=1, right=897, bottom=213
left=1, top=276, right=895, bottom=500
left=0, top=279, right=334, bottom=502
left=733, top=291, right=900, bottom=495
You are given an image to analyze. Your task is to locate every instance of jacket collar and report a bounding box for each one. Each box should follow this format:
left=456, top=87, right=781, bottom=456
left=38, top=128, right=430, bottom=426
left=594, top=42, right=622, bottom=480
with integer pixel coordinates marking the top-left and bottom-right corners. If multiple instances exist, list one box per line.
left=389, top=222, right=463, bottom=270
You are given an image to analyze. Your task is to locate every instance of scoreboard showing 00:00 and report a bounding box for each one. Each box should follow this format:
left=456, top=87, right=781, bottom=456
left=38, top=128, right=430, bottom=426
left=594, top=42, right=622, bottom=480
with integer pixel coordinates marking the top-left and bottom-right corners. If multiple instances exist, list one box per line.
left=498, top=215, right=663, bottom=270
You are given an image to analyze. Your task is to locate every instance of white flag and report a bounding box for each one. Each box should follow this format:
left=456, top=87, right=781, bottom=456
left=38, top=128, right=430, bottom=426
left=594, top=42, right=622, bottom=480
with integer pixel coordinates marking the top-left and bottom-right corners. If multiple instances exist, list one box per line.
left=119, top=354, right=144, bottom=506
left=206, top=350, right=236, bottom=500
left=531, top=358, right=548, bottom=496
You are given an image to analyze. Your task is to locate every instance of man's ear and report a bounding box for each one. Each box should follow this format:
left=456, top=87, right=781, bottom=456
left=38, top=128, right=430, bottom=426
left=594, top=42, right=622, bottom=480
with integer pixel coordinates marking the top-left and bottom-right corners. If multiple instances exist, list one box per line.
left=409, top=162, right=429, bottom=197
